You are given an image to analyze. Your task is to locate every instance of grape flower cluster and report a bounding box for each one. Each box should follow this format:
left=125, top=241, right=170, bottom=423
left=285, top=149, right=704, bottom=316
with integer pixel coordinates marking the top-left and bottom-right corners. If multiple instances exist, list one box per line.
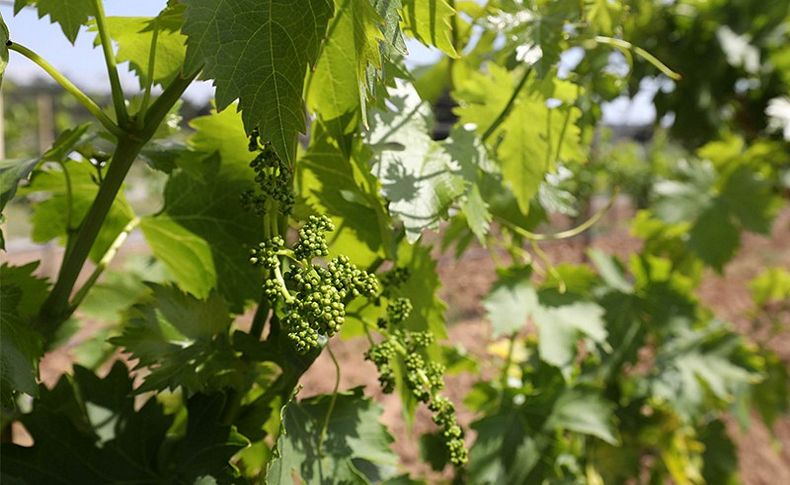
left=241, top=129, right=294, bottom=216
left=365, top=284, right=468, bottom=466
left=249, top=215, right=378, bottom=353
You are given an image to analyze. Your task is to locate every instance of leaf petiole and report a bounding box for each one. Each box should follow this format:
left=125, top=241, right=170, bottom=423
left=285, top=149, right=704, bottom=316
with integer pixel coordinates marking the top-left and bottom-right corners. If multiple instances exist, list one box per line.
left=8, top=42, right=123, bottom=137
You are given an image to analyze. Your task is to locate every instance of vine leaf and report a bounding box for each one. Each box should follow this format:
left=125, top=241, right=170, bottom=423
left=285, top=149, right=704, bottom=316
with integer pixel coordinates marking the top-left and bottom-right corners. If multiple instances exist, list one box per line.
left=0, top=362, right=247, bottom=483
left=545, top=389, right=617, bottom=444
left=16, top=125, right=135, bottom=263
left=0, top=262, right=48, bottom=407
left=25, top=160, right=135, bottom=263
left=141, top=109, right=263, bottom=311
left=94, top=6, right=188, bottom=88
left=483, top=266, right=606, bottom=370
left=307, top=0, right=384, bottom=126
left=534, top=302, right=606, bottom=370
left=483, top=265, right=538, bottom=338
left=468, top=411, right=540, bottom=484
left=651, top=322, right=758, bottom=421
left=401, top=0, right=458, bottom=58
left=267, top=388, right=399, bottom=485
left=456, top=65, right=583, bottom=215
left=299, top=122, right=393, bottom=266
left=14, top=0, right=94, bottom=44
left=110, top=283, right=245, bottom=394
left=182, top=0, right=333, bottom=163
left=0, top=13, right=8, bottom=87
left=368, top=81, right=465, bottom=242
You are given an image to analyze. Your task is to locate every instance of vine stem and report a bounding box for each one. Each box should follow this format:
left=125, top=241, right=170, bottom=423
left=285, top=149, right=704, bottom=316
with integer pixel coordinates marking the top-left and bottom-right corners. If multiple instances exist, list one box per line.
left=93, top=0, right=129, bottom=125
left=68, top=216, right=140, bottom=313
left=497, top=187, right=620, bottom=241
left=36, top=70, right=200, bottom=336
left=593, top=36, right=681, bottom=80
left=8, top=43, right=123, bottom=137
left=481, top=68, right=532, bottom=143
left=318, top=345, right=341, bottom=457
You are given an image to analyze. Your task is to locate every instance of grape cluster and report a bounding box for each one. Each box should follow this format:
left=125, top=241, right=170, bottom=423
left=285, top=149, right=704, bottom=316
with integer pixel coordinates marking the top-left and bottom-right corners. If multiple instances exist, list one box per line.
left=241, top=132, right=294, bottom=216
left=379, top=267, right=411, bottom=296
left=250, top=215, right=378, bottom=353
left=386, top=298, right=413, bottom=325
left=293, top=215, right=334, bottom=260
left=365, top=324, right=467, bottom=465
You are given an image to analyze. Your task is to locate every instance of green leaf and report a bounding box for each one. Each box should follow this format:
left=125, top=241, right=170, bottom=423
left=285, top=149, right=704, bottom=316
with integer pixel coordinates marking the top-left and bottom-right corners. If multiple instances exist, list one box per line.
left=545, top=389, right=618, bottom=445
left=652, top=323, right=757, bottom=421
left=94, top=8, right=187, bottom=87
left=456, top=65, right=583, bottom=214
left=699, top=420, right=740, bottom=485
left=298, top=123, right=393, bottom=265
left=0, top=262, right=48, bottom=406
left=140, top=215, right=216, bottom=299
left=168, top=393, right=251, bottom=482
left=109, top=284, right=245, bottom=394
left=307, top=0, right=384, bottom=126
left=483, top=265, right=538, bottom=338
left=182, top=0, right=334, bottom=163
left=368, top=81, right=465, bottom=242
left=1, top=159, right=39, bottom=214
left=401, top=0, right=458, bottom=57
left=392, top=240, right=448, bottom=338
left=142, top=110, right=263, bottom=311
left=0, top=14, right=8, bottom=86
left=267, top=388, right=398, bottom=484
left=533, top=301, right=606, bottom=370
left=718, top=165, right=778, bottom=234
left=15, top=0, right=94, bottom=43
left=687, top=201, right=740, bottom=272
left=26, top=159, right=135, bottom=263
left=1, top=363, right=246, bottom=483
left=2, top=124, right=90, bottom=215
left=469, top=411, right=540, bottom=485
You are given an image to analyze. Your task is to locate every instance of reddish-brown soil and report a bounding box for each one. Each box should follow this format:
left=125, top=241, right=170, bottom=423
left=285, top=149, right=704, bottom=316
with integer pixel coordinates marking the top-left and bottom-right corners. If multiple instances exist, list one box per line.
left=4, top=204, right=789, bottom=483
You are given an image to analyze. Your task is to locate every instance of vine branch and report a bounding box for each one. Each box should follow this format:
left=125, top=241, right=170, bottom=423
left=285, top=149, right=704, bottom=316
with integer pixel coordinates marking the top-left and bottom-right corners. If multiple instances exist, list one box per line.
left=8, top=43, right=123, bottom=137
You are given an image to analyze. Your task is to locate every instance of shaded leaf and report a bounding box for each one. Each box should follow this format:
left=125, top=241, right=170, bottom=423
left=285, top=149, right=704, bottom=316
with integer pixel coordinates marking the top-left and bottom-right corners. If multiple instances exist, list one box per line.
left=267, top=388, right=398, bottom=484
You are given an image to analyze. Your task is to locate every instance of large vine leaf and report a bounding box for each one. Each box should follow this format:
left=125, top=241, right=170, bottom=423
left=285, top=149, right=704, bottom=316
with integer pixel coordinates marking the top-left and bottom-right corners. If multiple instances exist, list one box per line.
left=141, top=109, right=263, bottom=311
left=401, top=0, right=458, bottom=57
left=0, top=262, right=48, bottom=407
left=307, top=0, right=384, bottom=126
left=456, top=64, right=584, bottom=215
left=14, top=0, right=93, bottom=44
left=298, top=122, right=393, bottom=266
left=182, top=0, right=334, bottom=163
left=267, top=388, right=398, bottom=484
left=110, top=284, right=245, bottom=394
left=367, top=81, right=465, bottom=242
left=0, top=362, right=248, bottom=483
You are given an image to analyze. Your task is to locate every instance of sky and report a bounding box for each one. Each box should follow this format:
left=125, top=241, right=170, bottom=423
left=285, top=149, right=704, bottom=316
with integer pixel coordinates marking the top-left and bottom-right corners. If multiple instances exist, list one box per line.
left=1, top=0, right=655, bottom=124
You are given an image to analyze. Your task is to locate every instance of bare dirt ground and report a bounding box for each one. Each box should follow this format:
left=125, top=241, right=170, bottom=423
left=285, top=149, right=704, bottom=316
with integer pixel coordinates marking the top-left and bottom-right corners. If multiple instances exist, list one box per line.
left=4, top=204, right=789, bottom=483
